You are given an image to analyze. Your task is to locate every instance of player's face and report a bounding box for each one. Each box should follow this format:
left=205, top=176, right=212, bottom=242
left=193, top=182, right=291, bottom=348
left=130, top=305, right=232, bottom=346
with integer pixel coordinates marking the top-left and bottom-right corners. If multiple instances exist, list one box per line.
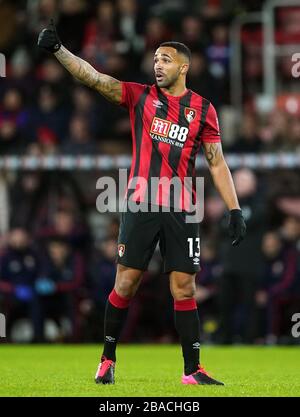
left=154, top=47, right=188, bottom=88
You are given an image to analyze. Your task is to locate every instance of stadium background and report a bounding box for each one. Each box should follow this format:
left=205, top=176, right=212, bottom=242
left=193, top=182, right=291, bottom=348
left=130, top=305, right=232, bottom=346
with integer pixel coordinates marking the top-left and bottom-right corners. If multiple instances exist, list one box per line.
left=0, top=0, right=299, bottom=346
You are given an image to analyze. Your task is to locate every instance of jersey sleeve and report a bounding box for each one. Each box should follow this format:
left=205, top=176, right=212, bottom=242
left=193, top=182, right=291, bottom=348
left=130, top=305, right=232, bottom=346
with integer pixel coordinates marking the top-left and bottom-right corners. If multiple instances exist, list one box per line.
left=120, top=81, right=147, bottom=109
left=201, top=103, right=221, bottom=143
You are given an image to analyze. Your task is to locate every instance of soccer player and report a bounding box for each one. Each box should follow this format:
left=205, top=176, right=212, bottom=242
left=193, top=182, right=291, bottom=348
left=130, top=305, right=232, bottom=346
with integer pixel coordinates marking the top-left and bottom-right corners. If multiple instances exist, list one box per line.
left=38, top=21, right=246, bottom=386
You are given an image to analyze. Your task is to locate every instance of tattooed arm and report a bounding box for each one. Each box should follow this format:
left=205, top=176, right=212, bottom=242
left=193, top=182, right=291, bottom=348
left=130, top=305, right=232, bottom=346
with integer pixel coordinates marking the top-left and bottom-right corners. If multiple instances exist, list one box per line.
left=54, top=46, right=122, bottom=104
left=202, top=142, right=240, bottom=210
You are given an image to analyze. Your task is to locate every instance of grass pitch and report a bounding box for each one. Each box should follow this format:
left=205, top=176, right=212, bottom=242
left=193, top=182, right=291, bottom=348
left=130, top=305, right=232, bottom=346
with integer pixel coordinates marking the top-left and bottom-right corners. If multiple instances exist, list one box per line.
left=0, top=344, right=299, bottom=397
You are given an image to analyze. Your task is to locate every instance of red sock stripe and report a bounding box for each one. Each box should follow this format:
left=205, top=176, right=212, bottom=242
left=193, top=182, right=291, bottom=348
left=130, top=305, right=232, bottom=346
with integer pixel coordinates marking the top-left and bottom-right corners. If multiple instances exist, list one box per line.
left=108, top=289, right=131, bottom=309
left=174, top=298, right=197, bottom=311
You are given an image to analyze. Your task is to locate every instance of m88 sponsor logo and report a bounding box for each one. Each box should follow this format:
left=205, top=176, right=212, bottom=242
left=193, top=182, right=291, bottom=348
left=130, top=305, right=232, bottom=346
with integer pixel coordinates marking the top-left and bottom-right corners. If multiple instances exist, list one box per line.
left=150, top=117, right=189, bottom=145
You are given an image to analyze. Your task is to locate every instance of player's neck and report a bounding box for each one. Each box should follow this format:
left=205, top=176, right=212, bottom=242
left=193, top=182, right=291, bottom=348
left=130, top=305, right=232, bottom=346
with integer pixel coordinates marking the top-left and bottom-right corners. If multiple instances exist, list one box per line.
left=160, top=82, right=187, bottom=97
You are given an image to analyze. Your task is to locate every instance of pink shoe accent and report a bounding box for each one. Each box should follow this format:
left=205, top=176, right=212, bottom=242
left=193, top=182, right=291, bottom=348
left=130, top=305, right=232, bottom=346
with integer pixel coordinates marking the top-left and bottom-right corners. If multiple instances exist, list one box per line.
left=181, top=374, right=198, bottom=384
left=95, top=356, right=115, bottom=379
left=181, top=365, right=211, bottom=384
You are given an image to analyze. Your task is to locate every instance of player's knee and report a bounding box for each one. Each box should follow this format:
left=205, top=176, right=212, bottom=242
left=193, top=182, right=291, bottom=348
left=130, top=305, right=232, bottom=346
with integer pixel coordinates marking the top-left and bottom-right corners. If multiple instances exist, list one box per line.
left=115, top=278, right=137, bottom=299
left=172, top=283, right=196, bottom=301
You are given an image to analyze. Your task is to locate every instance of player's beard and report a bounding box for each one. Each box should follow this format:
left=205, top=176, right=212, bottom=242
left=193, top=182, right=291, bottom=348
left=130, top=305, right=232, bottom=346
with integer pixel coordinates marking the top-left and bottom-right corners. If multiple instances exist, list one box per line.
left=156, top=69, right=181, bottom=89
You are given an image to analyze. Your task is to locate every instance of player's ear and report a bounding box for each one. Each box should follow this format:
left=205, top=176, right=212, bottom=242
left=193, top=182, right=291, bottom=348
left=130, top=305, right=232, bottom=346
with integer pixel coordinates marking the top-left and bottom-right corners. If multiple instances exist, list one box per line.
left=180, top=63, right=189, bottom=76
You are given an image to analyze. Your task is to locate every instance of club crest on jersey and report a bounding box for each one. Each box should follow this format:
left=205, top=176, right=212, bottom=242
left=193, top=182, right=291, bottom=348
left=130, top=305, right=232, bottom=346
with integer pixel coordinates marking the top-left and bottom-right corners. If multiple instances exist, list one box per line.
left=118, top=244, right=125, bottom=257
left=184, top=108, right=197, bottom=123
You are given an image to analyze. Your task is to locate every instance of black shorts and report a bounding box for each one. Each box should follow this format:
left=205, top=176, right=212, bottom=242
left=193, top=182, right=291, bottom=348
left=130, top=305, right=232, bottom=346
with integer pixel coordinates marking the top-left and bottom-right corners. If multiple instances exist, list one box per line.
left=117, top=203, right=201, bottom=274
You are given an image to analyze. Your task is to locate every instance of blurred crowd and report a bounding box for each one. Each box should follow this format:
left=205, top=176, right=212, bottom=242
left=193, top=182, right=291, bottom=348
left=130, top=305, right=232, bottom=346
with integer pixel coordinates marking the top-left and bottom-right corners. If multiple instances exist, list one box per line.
left=0, top=1, right=300, bottom=345
left=0, top=167, right=299, bottom=344
left=0, top=0, right=300, bottom=155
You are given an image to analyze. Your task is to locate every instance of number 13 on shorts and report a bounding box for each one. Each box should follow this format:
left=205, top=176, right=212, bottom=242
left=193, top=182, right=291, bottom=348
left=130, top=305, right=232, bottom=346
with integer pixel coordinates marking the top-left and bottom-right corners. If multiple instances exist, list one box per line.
left=187, top=237, right=200, bottom=266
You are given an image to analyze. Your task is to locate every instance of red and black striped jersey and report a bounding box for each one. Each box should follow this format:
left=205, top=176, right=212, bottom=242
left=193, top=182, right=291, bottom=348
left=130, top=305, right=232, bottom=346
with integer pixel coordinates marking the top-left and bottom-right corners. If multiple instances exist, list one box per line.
left=121, top=82, right=221, bottom=211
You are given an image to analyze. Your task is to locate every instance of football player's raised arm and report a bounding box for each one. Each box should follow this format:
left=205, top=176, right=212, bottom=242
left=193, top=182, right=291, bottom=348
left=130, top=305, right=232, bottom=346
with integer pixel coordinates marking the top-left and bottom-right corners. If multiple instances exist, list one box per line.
left=202, top=141, right=240, bottom=211
left=54, top=46, right=122, bottom=105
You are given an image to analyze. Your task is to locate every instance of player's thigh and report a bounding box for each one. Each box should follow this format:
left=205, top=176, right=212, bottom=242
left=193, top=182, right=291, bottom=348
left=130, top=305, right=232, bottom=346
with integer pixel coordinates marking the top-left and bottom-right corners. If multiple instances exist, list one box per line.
left=161, top=210, right=201, bottom=274
left=117, top=205, right=160, bottom=270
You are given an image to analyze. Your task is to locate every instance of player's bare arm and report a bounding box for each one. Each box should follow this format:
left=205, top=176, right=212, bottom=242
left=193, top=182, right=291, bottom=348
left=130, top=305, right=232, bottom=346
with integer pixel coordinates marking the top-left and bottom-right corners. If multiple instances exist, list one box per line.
left=202, top=142, right=240, bottom=211
left=54, top=46, right=122, bottom=104
left=37, top=19, right=122, bottom=104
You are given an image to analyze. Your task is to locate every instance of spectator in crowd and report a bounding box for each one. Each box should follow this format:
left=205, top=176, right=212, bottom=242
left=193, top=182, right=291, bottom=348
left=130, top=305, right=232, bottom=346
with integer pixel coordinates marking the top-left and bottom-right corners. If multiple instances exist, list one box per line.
left=38, top=209, right=90, bottom=253
left=82, top=0, right=119, bottom=71
left=38, top=58, right=70, bottom=105
left=9, top=171, right=44, bottom=230
left=0, top=228, right=40, bottom=342
left=71, top=86, right=102, bottom=137
left=202, top=192, right=226, bottom=238
left=116, top=0, right=145, bottom=55
left=38, top=58, right=67, bottom=85
left=61, top=114, right=98, bottom=155
left=8, top=171, right=90, bottom=244
left=0, top=48, right=35, bottom=99
left=0, top=0, right=19, bottom=51
left=0, top=88, right=29, bottom=154
left=26, top=0, right=59, bottom=39
left=187, top=52, right=220, bottom=106
left=230, top=112, right=262, bottom=153
left=27, top=84, right=70, bottom=147
left=218, top=168, right=266, bottom=344
left=56, top=0, right=87, bottom=55
left=205, top=24, right=230, bottom=102
left=81, top=237, right=117, bottom=341
left=35, top=236, right=85, bottom=341
left=259, top=109, right=289, bottom=151
left=206, top=24, right=230, bottom=79
left=144, top=16, right=171, bottom=51
left=195, top=240, right=222, bottom=343
left=255, top=231, right=300, bottom=343
left=140, top=50, right=156, bottom=85
left=286, top=117, right=300, bottom=151
left=279, top=215, right=300, bottom=248
left=180, top=15, right=207, bottom=53
left=0, top=117, right=23, bottom=155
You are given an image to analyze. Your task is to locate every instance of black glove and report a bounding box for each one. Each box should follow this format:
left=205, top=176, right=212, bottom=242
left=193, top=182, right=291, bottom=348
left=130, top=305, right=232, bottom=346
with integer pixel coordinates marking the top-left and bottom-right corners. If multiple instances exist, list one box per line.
left=37, top=19, right=61, bottom=53
left=228, top=209, right=246, bottom=246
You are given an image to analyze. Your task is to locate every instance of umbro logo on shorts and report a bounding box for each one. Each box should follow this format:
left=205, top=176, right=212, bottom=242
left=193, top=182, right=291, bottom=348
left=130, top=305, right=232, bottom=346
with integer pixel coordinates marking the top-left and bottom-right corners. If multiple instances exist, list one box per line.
left=193, top=257, right=200, bottom=265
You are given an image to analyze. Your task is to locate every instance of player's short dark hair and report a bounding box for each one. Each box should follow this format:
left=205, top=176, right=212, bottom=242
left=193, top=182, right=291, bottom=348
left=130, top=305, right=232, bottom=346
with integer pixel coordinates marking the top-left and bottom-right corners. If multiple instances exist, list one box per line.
left=159, top=41, right=191, bottom=63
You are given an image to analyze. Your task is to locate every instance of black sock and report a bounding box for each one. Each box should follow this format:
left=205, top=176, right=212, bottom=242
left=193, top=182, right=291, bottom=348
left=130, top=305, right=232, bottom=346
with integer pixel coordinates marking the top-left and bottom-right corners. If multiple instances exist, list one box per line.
left=174, top=307, right=201, bottom=375
left=102, top=300, right=129, bottom=362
